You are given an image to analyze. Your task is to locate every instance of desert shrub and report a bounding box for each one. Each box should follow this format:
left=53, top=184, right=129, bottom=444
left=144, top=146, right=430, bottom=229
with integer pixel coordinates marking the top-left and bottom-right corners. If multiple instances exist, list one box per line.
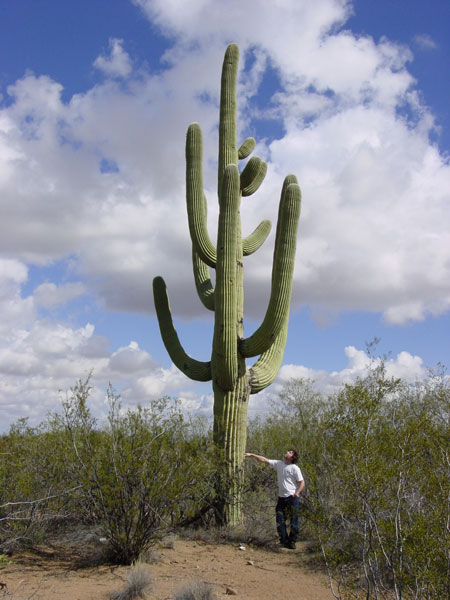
left=245, top=365, right=450, bottom=599
left=0, top=417, right=80, bottom=552
left=0, top=377, right=217, bottom=562
left=61, top=378, right=216, bottom=563
left=174, top=580, right=216, bottom=600
left=110, top=560, right=152, bottom=600
left=311, top=367, right=450, bottom=600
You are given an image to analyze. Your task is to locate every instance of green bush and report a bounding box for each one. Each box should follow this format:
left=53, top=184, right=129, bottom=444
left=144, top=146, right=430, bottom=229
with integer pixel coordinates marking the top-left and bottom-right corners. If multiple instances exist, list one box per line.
left=246, top=366, right=450, bottom=599
left=60, top=378, right=216, bottom=563
left=1, top=378, right=217, bottom=564
left=0, top=416, right=78, bottom=551
left=1, top=363, right=448, bottom=597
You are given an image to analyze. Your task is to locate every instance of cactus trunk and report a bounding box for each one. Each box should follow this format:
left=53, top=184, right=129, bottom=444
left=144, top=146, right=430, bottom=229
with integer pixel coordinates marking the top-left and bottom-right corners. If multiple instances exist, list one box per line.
left=213, top=374, right=249, bottom=525
left=153, top=43, right=301, bottom=526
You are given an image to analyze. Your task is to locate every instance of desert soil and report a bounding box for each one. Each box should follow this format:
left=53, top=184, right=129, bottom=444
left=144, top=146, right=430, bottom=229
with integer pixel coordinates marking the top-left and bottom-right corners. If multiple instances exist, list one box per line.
left=1, top=538, right=335, bottom=600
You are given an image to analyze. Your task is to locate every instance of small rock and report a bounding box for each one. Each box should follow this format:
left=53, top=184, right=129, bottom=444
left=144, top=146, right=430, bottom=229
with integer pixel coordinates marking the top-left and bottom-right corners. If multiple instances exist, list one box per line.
left=238, top=545, right=245, bottom=551
left=226, top=586, right=238, bottom=595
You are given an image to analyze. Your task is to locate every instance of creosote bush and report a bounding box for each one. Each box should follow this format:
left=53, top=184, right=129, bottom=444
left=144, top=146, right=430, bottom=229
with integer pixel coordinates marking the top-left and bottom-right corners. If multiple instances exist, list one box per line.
left=245, top=363, right=450, bottom=600
left=1, top=362, right=448, bottom=600
left=60, top=378, right=217, bottom=564
left=0, top=378, right=217, bottom=564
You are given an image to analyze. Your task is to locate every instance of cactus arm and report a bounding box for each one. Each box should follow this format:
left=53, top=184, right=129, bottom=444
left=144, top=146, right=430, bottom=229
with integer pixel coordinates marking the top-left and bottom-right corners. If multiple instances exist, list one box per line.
left=153, top=276, right=212, bottom=382
left=213, top=165, right=240, bottom=390
left=242, top=220, right=272, bottom=256
left=240, top=156, right=268, bottom=197
left=192, top=247, right=215, bottom=311
left=239, top=179, right=301, bottom=358
left=271, top=174, right=299, bottom=277
left=186, top=123, right=217, bottom=267
left=218, top=43, right=239, bottom=198
left=238, top=137, right=256, bottom=159
left=248, top=318, right=288, bottom=394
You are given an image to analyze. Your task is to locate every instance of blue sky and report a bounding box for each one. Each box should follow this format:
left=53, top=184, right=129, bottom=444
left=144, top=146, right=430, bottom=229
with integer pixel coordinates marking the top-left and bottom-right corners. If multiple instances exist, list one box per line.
left=0, top=0, right=448, bottom=430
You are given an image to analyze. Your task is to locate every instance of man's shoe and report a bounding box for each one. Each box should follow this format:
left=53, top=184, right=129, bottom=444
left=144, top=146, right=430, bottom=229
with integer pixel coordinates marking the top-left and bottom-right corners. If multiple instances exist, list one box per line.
left=286, top=541, right=296, bottom=549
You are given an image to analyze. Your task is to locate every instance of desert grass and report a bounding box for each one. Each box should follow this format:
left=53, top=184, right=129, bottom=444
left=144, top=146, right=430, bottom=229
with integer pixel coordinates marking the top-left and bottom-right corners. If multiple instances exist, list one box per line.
left=174, top=580, right=216, bottom=600
left=110, top=561, right=152, bottom=600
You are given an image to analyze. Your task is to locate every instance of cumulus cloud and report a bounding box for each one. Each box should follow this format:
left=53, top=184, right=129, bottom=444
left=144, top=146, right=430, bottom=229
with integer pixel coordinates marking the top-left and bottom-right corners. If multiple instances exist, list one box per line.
left=0, top=0, right=449, bottom=428
left=34, top=281, right=86, bottom=308
left=248, top=345, right=430, bottom=419
left=0, top=263, right=203, bottom=431
left=93, top=38, right=133, bottom=78
left=0, top=257, right=435, bottom=431
left=0, top=0, right=447, bottom=327
left=0, top=259, right=34, bottom=337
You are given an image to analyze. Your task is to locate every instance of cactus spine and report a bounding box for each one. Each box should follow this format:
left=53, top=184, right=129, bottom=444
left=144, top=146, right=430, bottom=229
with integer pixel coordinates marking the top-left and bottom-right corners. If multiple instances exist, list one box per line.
left=153, top=43, right=301, bottom=525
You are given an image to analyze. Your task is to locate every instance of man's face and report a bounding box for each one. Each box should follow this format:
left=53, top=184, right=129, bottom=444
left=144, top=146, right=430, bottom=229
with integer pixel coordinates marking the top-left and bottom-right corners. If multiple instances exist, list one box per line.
left=284, top=449, right=294, bottom=464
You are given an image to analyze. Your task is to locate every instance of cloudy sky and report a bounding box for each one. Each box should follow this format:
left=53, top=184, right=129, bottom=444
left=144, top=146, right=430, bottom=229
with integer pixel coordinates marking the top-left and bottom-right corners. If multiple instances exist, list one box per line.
left=0, top=0, right=448, bottom=431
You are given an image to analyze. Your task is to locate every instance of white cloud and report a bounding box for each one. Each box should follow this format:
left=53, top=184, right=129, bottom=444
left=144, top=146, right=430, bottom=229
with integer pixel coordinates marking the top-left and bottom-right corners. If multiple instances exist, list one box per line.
left=93, top=38, right=133, bottom=78
left=0, top=265, right=193, bottom=431
left=413, top=34, right=438, bottom=51
left=1, top=1, right=448, bottom=325
left=0, top=254, right=436, bottom=431
left=109, top=341, right=158, bottom=375
left=34, top=282, right=86, bottom=308
left=0, top=0, right=449, bottom=429
left=248, top=345, right=430, bottom=419
left=0, top=259, right=34, bottom=338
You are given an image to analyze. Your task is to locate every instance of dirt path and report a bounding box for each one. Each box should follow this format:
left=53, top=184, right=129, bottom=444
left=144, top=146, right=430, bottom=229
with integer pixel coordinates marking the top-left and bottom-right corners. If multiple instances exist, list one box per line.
left=1, top=539, right=334, bottom=599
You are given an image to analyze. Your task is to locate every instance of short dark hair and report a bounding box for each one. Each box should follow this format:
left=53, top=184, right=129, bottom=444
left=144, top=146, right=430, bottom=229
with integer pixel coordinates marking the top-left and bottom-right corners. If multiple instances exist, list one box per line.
left=289, top=448, right=299, bottom=464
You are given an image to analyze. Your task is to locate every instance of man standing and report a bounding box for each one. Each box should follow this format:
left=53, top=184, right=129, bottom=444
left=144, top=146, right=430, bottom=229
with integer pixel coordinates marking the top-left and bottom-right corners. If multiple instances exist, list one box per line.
left=245, top=449, right=304, bottom=549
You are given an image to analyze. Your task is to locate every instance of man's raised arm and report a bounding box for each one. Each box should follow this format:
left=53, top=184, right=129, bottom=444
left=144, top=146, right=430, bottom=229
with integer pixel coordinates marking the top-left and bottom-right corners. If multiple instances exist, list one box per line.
left=244, top=453, right=270, bottom=464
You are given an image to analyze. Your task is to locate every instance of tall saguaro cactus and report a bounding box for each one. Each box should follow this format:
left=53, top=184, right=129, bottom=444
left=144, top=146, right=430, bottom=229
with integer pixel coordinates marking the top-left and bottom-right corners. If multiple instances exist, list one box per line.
left=153, top=44, right=301, bottom=525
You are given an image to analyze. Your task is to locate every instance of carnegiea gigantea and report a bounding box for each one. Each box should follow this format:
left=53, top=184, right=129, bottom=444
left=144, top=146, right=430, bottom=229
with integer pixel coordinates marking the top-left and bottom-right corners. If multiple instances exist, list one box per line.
left=153, top=43, right=301, bottom=524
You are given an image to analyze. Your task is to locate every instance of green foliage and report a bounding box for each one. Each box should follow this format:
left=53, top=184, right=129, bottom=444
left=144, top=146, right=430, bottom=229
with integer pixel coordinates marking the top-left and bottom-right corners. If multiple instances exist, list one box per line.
left=0, top=554, right=11, bottom=568
left=246, top=366, right=450, bottom=599
left=1, top=362, right=448, bottom=598
left=60, top=378, right=215, bottom=563
left=0, top=378, right=216, bottom=564
left=0, top=415, right=77, bottom=550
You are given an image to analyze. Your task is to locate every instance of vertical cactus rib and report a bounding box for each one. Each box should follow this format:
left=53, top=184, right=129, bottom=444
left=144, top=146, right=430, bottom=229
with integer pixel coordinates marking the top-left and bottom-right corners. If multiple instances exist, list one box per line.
left=192, top=248, right=215, bottom=310
left=248, top=318, right=288, bottom=394
left=239, top=181, right=301, bottom=358
left=238, top=137, right=256, bottom=159
left=213, top=164, right=240, bottom=391
left=242, top=220, right=272, bottom=255
left=153, top=276, right=212, bottom=381
left=186, top=123, right=217, bottom=267
left=218, top=43, right=239, bottom=198
left=212, top=373, right=249, bottom=523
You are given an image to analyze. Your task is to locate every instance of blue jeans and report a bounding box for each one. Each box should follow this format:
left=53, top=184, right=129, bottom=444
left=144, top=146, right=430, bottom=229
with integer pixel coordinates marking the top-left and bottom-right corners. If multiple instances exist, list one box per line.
left=276, top=496, right=300, bottom=544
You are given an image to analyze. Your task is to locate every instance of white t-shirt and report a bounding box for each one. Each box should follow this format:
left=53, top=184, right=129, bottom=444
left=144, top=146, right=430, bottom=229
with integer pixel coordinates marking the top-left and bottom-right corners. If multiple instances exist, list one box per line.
left=269, top=460, right=303, bottom=498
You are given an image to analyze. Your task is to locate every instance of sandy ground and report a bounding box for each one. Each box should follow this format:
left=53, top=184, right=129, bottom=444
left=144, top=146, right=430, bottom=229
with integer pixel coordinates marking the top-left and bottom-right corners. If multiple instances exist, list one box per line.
left=1, top=539, right=335, bottom=599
